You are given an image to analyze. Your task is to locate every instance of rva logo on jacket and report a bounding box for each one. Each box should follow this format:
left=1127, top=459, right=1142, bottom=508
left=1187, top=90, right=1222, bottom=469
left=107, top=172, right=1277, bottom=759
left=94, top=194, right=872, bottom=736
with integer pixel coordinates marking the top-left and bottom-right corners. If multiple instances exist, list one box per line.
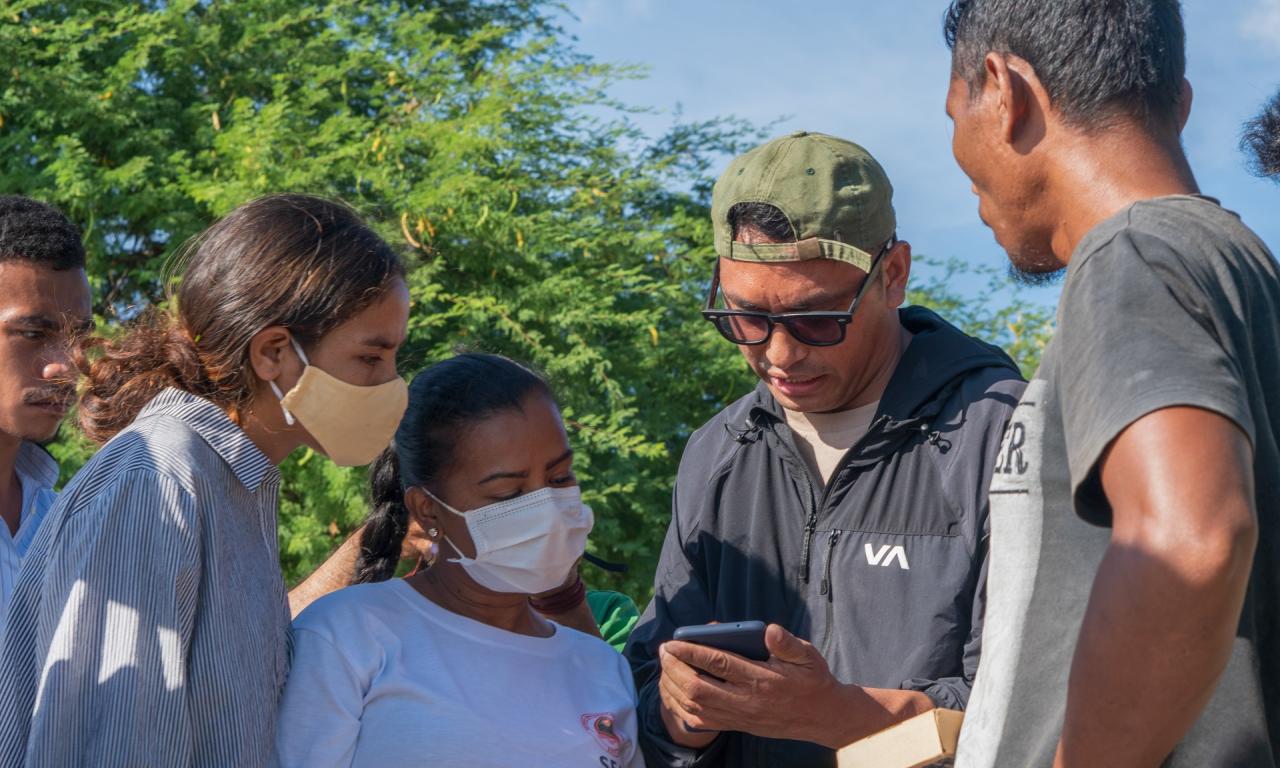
left=864, top=543, right=910, bottom=570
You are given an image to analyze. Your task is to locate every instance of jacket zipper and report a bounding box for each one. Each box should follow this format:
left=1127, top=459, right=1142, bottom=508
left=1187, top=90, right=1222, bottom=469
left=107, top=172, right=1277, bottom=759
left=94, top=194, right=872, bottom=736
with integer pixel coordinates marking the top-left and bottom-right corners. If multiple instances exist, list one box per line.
left=797, top=415, right=891, bottom=584
left=799, top=509, right=819, bottom=583
left=808, top=415, right=915, bottom=655
left=819, top=530, right=841, bottom=598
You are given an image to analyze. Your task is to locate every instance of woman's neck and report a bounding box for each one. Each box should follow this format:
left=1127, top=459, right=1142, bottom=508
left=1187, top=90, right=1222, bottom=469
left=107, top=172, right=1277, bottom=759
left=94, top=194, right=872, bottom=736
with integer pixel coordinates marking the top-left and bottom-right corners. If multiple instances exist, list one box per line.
left=237, top=392, right=304, bottom=465
left=407, top=564, right=554, bottom=638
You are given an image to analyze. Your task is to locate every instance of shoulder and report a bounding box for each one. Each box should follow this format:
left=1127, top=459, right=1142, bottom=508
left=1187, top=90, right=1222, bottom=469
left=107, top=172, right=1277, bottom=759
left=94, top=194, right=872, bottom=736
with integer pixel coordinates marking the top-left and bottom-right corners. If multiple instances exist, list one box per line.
left=122, top=413, right=228, bottom=489
left=671, top=389, right=764, bottom=531
left=927, top=358, right=1026, bottom=448
left=555, top=624, right=634, bottom=680
left=20, top=466, right=203, bottom=591
left=1125, top=195, right=1262, bottom=245
left=61, top=416, right=222, bottom=510
left=1074, top=196, right=1270, bottom=277
left=56, top=458, right=200, bottom=534
left=292, top=581, right=407, bottom=637
left=930, top=366, right=1028, bottom=540
left=952, top=365, right=1026, bottom=424
left=1060, top=197, right=1279, bottom=349
left=684, top=389, right=759, bottom=455
left=679, top=387, right=763, bottom=478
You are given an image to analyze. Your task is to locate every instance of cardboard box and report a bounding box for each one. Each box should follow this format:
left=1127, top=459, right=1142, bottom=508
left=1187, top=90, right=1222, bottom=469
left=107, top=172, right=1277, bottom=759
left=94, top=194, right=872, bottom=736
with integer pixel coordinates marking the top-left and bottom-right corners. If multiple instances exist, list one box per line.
left=836, top=709, right=964, bottom=768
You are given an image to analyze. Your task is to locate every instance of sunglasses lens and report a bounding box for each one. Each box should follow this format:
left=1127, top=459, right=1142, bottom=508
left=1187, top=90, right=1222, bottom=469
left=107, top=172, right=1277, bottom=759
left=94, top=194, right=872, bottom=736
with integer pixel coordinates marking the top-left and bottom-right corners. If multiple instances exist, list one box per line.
left=784, top=316, right=844, bottom=345
left=716, top=314, right=770, bottom=344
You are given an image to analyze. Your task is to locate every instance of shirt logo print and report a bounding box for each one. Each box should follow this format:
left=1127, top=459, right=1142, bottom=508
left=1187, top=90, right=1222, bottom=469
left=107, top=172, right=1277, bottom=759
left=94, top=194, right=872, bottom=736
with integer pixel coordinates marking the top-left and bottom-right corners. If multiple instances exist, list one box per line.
left=581, top=712, right=628, bottom=762
left=994, top=420, right=1029, bottom=476
left=864, top=543, right=910, bottom=570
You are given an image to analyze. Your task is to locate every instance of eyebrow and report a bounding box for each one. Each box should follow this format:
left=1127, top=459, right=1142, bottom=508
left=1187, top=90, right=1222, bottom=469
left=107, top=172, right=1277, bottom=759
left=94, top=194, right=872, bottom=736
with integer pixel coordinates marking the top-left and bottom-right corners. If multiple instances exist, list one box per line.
left=721, top=289, right=850, bottom=313
left=477, top=449, right=574, bottom=485
left=2, top=314, right=94, bottom=333
left=545, top=448, right=574, bottom=470
left=359, top=335, right=402, bottom=351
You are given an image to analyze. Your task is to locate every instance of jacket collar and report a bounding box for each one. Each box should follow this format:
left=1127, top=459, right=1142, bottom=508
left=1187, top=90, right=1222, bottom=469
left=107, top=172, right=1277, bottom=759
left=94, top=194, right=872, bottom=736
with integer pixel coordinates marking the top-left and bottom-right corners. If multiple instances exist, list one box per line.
left=137, top=388, right=278, bottom=492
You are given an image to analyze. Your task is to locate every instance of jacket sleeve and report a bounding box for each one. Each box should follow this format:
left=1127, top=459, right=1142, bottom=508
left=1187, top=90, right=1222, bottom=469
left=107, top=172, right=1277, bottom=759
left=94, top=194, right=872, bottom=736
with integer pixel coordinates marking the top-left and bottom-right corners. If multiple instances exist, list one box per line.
left=624, top=463, right=728, bottom=767
left=900, top=530, right=987, bottom=710
left=898, top=373, right=1019, bottom=710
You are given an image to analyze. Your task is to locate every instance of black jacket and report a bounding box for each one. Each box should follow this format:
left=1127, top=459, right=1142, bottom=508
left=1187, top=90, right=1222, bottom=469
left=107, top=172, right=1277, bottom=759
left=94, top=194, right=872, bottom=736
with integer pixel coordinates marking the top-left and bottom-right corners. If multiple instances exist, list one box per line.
left=626, top=307, right=1026, bottom=768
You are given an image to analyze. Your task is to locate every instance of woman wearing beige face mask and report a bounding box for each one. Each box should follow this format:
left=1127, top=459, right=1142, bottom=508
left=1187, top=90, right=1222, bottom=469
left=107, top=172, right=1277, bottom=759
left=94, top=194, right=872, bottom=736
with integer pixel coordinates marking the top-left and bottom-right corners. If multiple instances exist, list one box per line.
left=0, top=195, right=410, bottom=768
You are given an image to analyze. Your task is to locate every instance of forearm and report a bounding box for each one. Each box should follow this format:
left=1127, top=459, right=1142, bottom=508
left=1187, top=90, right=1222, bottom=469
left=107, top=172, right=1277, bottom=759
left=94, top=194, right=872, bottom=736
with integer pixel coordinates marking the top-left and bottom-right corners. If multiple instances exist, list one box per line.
left=1056, top=523, right=1256, bottom=767
left=288, top=531, right=362, bottom=617
left=820, top=685, right=934, bottom=749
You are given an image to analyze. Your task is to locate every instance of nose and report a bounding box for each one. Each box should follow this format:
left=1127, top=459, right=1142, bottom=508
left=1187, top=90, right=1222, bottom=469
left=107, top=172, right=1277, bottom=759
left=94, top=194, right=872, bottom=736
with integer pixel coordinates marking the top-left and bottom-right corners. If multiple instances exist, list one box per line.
left=42, top=361, right=73, bottom=382
left=42, top=348, right=75, bottom=383
left=763, top=324, right=808, bottom=372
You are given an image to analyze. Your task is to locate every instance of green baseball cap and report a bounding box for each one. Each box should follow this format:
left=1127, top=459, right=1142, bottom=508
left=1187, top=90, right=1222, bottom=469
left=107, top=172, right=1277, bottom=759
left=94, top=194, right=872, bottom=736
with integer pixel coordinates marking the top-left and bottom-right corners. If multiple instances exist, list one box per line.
left=711, top=131, right=896, bottom=272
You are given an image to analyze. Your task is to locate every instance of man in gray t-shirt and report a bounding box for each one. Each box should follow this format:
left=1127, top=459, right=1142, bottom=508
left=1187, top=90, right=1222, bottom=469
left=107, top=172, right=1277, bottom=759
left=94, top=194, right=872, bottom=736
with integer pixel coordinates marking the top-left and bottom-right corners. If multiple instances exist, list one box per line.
left=943, top=2, right=1280, bottom=766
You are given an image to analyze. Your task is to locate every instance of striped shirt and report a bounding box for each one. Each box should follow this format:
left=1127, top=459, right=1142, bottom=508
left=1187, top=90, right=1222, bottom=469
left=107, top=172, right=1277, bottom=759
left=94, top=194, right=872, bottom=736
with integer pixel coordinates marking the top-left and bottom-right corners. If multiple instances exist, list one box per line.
left=0, top=388, right=290, bottom=768
left=0, top=443, right=58, bottom=639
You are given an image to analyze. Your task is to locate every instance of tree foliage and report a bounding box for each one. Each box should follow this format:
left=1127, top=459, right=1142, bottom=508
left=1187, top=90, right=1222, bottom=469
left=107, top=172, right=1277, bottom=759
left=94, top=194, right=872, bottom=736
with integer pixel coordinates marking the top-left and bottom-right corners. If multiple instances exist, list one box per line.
left=4, top=0, right=1052, bottom=600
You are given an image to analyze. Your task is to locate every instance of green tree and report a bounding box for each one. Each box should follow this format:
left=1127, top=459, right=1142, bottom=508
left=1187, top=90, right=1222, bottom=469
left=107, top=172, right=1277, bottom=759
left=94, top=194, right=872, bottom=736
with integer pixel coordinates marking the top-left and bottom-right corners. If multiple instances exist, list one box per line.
left=3, top=0, right=1052, bottom=601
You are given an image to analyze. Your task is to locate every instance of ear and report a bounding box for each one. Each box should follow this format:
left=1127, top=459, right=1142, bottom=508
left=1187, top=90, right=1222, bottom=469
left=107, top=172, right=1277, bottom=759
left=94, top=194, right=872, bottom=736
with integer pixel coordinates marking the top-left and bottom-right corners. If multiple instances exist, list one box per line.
left=404, top=486, right=443, bottom=533
left=880, top=240, right=912, bottom=309
left=248, top=326, right=299, bottom=388
left=985, top=52, right=1045, bottom=150
left=1177, top=78, right=1193, bottom=132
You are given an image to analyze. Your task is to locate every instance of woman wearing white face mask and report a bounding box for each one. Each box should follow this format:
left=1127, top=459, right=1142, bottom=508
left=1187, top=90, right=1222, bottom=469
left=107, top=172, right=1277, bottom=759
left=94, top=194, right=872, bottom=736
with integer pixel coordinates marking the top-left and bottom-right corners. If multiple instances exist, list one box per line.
left=275, top=353, right=644, bottom=768
left=0, top=195, right=410, bottom=768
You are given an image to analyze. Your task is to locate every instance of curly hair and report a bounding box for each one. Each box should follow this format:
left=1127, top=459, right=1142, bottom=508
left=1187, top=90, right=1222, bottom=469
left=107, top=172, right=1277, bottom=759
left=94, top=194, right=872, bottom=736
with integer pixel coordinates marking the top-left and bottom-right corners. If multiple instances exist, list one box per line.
left=1243, top=89, right=1280, bottom=180
left=0, top=195, right=85, bottom=270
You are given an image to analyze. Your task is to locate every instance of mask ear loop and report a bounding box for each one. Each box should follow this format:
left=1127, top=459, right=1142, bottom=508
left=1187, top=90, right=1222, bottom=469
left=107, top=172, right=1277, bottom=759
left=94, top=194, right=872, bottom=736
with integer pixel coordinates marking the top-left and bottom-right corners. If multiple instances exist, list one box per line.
left=419, top=487, right=471, bottom=564
left=269, top=380, right=296, bottom=426
left=268, top=333, right=311, bottom=427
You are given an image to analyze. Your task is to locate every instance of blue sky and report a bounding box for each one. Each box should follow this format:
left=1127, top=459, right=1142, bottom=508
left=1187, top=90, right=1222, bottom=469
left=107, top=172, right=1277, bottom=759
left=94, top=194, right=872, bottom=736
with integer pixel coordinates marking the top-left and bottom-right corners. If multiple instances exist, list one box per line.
left=561, top=0, right=1280, bottom=307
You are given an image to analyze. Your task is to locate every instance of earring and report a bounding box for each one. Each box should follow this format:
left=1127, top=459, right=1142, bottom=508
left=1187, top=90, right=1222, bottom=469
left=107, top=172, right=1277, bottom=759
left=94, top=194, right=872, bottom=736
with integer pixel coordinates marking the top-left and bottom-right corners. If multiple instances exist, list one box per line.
left=428, top=528, right=439, bottom=538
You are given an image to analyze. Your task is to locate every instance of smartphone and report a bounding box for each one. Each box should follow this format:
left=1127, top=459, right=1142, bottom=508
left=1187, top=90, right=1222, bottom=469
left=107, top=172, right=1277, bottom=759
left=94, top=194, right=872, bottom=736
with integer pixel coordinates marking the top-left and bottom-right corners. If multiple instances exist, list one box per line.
left=672, top=620, right=769, bottom=662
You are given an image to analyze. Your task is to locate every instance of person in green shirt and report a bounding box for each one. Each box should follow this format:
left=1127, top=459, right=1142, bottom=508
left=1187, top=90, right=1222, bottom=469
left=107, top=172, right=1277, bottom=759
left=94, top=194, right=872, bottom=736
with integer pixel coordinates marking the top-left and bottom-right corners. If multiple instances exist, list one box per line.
left=587, top=590, right=641, bottom=653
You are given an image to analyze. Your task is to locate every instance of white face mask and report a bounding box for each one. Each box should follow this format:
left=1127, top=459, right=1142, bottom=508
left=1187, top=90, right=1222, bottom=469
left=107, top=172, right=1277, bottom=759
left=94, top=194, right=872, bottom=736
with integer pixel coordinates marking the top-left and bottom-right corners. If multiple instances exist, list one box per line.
left=426, top=485, right=594, bottom=595
left=268, top=336, right=408, bottom=467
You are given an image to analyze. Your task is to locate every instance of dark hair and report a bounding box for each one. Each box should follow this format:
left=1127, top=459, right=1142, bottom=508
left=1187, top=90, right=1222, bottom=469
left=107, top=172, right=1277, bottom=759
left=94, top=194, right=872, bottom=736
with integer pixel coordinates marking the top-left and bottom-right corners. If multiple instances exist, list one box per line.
left=728, top=202, right=795, bottom=242
left=354, top=353, right=554, bottom=584
left=0, top=195, right=86, bottom=270
left=77, top=194, right=404, bottom=444
left=1244, top=89, right=1280, bottom=180
left=944, top=0, right=1186, bottom=130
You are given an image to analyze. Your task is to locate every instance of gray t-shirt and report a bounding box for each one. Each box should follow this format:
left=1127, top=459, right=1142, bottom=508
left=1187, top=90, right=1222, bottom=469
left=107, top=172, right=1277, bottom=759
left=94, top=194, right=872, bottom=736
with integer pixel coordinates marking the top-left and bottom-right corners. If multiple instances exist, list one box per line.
left=958, top=196, right=1280, bottom=767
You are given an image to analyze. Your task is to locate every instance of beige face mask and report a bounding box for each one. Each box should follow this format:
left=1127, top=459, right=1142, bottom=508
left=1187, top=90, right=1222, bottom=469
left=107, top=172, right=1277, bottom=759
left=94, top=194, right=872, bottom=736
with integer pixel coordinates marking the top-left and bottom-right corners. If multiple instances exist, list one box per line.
left=268, top=336, right=408, bottom=467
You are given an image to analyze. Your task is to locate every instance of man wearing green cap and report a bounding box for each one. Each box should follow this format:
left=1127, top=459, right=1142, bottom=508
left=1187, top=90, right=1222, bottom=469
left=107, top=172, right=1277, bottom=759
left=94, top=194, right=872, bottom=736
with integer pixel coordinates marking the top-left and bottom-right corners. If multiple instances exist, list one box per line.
left=625, top=131, right=1025, bottom=766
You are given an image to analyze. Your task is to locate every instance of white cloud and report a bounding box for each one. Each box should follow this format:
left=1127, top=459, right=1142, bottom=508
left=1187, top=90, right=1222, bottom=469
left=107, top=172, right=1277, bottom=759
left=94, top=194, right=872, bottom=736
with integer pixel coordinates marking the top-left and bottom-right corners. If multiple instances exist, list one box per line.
left=1241, top=0, right=1280, bottom=46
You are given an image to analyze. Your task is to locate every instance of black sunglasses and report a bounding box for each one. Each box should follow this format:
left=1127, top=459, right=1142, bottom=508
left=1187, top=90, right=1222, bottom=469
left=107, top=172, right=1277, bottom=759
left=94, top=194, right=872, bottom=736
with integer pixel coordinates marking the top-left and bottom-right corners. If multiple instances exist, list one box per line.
left=701, top=237, right=895, bottom=347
